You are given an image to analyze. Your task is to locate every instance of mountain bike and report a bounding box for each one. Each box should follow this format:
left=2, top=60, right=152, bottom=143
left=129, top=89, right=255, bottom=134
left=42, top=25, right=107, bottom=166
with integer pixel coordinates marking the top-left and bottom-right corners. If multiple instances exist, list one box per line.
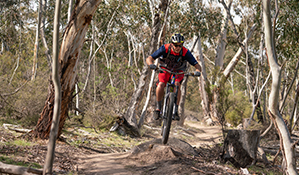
left=155, top=66, right=200, bottom=144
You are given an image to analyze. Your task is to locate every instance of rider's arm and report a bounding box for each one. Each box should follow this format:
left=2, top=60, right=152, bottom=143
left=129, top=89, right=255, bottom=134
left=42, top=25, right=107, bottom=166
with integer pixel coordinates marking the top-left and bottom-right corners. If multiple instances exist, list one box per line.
left=146, top=56, right=155, bottom=66
left=194, top=63, right=202, bottom=73
left=146, top=45, right=166, bottom=66
left=149, top=45, right=167, bottom=60
left=184, top=50, right=202, bottom=72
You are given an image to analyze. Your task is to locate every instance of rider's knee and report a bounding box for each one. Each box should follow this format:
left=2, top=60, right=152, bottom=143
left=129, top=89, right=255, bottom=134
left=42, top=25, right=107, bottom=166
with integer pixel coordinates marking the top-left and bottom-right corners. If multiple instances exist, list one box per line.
left=157, top=82, right=166, bottom=88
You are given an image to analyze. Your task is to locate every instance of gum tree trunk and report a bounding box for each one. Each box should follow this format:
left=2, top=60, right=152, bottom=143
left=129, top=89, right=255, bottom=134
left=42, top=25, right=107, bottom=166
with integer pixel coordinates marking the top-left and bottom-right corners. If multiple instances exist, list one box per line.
left=33, top=0, right=102, bottom=139
left=263, top=0, right=297, bottom=174
left=43, top=0, right=61, bottom=173
left=125, top=0, right=168, bottom=130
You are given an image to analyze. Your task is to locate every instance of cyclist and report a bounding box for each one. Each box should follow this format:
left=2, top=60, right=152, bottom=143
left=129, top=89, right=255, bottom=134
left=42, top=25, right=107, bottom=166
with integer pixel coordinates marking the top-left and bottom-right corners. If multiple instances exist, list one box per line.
left=146, top=33, right=202, bottom=121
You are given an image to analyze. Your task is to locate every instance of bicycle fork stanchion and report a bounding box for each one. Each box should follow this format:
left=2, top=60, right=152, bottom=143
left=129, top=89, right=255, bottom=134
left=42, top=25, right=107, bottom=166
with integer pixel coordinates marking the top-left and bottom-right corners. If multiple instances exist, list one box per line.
left=162, top=93, right=169, bottom=119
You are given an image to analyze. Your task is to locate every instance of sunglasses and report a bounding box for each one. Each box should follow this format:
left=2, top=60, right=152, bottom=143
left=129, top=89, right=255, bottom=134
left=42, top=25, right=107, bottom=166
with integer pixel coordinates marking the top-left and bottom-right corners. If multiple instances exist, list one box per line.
left=173, top=43, right=183, bottom=48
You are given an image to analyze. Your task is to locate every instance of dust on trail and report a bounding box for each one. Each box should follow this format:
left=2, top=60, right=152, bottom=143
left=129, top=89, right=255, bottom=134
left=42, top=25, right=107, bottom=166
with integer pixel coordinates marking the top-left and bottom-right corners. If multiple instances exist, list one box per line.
left=77, top=153, right=131, bottom=175
left=77, top=121, right=222, bottom=175
left=185, top=121, right=222, bottom=147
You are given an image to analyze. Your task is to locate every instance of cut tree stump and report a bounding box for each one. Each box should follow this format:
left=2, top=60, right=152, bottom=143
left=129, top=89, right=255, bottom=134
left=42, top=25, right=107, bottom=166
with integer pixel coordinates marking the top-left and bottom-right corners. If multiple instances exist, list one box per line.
left=221, top=129, right=260, bottom=168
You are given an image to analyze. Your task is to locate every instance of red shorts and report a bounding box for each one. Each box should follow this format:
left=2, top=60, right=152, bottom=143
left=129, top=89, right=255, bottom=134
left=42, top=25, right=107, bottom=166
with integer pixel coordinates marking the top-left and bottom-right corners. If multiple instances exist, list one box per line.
left=158, top=67, right=184, bottom=84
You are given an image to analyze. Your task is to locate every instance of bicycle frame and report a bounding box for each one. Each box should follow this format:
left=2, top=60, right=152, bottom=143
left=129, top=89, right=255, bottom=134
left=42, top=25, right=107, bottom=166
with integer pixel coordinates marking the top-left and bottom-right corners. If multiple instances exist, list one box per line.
left=161, top=74, right=179, bottom=119
left=154, top=66, right=199, bottom=144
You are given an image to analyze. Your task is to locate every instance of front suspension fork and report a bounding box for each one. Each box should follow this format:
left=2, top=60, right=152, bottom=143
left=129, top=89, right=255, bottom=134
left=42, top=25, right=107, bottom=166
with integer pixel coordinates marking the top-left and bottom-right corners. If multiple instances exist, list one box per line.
left=162, top=84, right=179, bottom=118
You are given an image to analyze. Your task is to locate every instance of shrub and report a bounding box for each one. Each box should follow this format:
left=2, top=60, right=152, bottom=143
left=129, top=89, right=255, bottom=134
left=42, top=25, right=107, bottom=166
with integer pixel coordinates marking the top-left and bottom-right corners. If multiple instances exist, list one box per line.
left=225, top=91, right=252, bottom=126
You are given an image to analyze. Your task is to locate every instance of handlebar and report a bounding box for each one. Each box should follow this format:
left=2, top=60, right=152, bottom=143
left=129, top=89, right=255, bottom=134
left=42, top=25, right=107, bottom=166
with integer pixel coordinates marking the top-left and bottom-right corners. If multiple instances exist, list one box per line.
left=154, top=66, right=200, bottom=77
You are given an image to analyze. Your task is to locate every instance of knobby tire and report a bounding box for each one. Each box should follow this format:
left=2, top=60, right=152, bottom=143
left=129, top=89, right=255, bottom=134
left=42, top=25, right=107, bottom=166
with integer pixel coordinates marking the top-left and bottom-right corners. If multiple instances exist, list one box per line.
left=162, top=92, right=175, bottom=144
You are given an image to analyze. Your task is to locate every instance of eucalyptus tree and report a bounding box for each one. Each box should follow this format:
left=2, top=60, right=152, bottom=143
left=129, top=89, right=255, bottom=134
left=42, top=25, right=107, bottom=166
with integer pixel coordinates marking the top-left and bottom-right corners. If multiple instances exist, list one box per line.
left=74, top=0, right=151, bottom=118
left=43, top=0, right=62, bottom=173
left=184, top=0, right=269, bottom=127
left=0, top=0, right=38, bottom=84
left=124, top=0, right=169, bottom=132
left=33, top=0, right=102, bottom=139
left=263, top=0, right=297, bottom=174
left=0, top=0, right=24, bottom=53
left=31, top=0, right=43, bottom=81
left=40, top=0, right=53, bottom=70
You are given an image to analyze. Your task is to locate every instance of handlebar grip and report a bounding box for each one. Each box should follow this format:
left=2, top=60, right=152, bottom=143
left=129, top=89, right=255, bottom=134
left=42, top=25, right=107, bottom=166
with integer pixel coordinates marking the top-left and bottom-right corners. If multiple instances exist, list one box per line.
left=186, top=72, right=201, bottom=77
left=185, top=72, right=193, bottom=76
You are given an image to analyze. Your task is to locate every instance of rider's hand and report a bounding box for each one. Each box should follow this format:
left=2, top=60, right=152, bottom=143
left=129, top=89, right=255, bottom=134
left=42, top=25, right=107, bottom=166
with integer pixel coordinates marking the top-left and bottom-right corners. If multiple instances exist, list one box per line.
left=149, top=64, right=157, bottom=70
left=194, top=71, right=201, bottom=76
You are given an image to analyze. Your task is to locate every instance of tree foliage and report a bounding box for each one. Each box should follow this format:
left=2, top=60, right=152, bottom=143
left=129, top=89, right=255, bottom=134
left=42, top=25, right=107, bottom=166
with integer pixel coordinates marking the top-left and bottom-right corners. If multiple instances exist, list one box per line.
left=0, top=0, right=298, bottom=137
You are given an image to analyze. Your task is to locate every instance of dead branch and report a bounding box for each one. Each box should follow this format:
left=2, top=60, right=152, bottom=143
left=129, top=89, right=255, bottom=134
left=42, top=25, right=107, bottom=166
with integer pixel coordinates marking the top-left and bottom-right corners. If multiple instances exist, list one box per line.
left=257, top=146, right=270, bottom=165
left=191, top=166, right=215, bottom=174
left=0, top=161, right=42, bottom=175
left=3, top=123, right=32, bottom=133
left=272, top=148, right=282, bottom=166
left=245, top=71, right=271, bottom=129
left=260, top=120, right=273, bottom=139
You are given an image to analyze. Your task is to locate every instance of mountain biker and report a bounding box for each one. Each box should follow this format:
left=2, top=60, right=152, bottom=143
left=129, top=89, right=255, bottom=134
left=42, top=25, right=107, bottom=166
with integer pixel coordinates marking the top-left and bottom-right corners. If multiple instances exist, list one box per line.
left=146, top=33, right=202, bottom=121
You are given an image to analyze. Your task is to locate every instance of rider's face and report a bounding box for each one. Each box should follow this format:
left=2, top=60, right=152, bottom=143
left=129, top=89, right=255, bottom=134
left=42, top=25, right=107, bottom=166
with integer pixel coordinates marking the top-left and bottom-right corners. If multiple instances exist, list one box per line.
left=172, top=43, right=183, bottom=53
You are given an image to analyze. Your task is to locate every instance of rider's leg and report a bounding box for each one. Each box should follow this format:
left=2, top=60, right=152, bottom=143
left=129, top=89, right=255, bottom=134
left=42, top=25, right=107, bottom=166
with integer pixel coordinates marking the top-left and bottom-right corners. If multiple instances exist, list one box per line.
left=156, top=82, right=166, bottom=111
left=153, top=82, right=166, bottom=120
left=156, top=82, right=166, bottom=102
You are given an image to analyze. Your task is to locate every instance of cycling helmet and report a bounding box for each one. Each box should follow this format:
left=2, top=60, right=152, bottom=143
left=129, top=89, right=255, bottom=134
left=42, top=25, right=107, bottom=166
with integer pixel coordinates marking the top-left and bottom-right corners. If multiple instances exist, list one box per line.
left=171, top=33, right=184, bottom=44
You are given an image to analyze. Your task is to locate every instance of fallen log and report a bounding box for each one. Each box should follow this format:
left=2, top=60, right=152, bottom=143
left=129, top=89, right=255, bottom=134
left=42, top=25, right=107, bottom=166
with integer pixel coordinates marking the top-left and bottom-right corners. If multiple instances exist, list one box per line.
left=3, top=124, right=31, bottom=133
left=0, top=162, right=43, bottom=175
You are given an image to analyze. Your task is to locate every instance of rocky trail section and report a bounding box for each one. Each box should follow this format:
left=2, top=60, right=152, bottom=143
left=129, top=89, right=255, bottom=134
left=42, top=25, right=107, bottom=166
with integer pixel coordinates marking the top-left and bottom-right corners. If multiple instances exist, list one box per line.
left=76, top=122, right=236, bottom=175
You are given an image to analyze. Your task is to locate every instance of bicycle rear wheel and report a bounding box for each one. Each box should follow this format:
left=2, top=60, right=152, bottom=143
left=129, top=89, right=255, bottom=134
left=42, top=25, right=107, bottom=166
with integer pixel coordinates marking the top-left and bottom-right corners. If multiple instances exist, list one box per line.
left=161, top=92, right=175, bottom=144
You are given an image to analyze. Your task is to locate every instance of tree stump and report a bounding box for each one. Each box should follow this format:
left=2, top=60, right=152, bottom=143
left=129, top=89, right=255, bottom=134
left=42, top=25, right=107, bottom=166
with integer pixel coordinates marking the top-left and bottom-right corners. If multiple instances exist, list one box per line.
left=221, top=129, right=260, bottom=168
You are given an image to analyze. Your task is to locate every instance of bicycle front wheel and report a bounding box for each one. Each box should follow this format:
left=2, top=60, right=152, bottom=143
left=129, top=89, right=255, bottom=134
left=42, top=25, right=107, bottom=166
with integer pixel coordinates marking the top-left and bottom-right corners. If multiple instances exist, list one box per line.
left=162, top=92, right=175, bottom=144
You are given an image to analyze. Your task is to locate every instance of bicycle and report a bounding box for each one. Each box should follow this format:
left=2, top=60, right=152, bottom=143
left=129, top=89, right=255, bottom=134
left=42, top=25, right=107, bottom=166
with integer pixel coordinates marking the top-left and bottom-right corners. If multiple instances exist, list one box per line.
left=154, top=66, right=200, bottom=144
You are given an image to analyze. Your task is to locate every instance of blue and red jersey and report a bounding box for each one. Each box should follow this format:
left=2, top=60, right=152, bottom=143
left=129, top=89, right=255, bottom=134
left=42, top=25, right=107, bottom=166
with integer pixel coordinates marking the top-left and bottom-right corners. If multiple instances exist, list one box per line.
left=150, top=43, right=198, bottom=71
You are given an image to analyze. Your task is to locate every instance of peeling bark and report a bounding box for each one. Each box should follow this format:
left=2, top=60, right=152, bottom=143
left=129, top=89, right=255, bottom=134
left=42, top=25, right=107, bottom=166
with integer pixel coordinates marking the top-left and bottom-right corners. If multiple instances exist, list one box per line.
left=33, top=0, right=102, bottom=139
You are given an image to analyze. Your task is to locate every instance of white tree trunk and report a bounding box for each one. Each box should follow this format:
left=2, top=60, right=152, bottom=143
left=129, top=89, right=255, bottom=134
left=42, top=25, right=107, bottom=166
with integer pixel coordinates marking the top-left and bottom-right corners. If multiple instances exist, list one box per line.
left=43, top=0, right=62, bottom=173
left=125, top=31, right=133, bottom=67
left=9, top=56, right=20, bottom=85
left=9, top=6, right=22, bottom=84
left=222, top=24, right=257, bottom=78
left=33, top=0, right=102, bottom=140
left=32, top=0, right=42, bottom=81
left=138, top=59, right=158, bottom=128
left=68, top=0, right=73, bottom=22
left=215, top=0, right=231, bottom=68
left=194, top=33, right=210, bottom=121
left=82, top=21, right=95, bottom=92
left=263, top=0, right=297, bottom=174
left=41, top=0, right=52, bottom=70
left=102, top=48, right=114, bottom=87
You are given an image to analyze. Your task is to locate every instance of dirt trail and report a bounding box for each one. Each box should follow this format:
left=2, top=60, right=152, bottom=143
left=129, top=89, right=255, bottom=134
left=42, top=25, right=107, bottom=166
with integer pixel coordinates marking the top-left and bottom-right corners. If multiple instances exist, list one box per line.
left=77, top=121, right=222, bottom=175
left=77, top=153, right=131, bottom=175
left=185, top=121, right=222, bottom=147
